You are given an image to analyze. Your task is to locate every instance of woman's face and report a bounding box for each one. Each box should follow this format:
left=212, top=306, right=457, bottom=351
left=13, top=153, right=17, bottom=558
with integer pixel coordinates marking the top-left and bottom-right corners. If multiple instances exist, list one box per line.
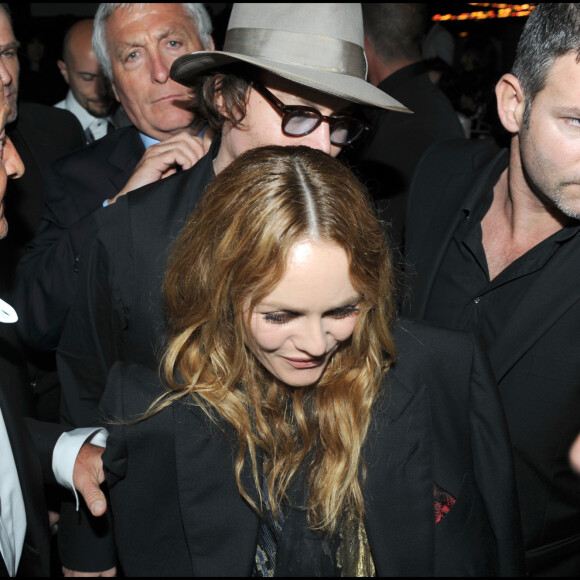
left=247, top=240, right=360, bottom=388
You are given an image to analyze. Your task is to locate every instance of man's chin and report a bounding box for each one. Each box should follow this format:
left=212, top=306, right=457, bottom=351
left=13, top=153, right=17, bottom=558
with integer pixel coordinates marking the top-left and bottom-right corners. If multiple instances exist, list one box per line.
left=6, top=107, right=17, bottom=124
left=86, top=103, right=116, bottom=119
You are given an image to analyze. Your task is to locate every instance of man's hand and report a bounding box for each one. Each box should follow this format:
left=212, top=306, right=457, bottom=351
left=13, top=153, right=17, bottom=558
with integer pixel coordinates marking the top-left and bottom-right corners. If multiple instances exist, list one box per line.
left=62, top=443, right=116, bottom=576
left=72, top=442, right=107, bottom=517
left=107, top=129, right=215, bottom=205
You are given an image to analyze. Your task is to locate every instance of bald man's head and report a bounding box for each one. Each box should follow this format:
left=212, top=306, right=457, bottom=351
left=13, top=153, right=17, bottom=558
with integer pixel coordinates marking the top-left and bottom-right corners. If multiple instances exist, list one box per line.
left=57, top=18, right=115, bottom=118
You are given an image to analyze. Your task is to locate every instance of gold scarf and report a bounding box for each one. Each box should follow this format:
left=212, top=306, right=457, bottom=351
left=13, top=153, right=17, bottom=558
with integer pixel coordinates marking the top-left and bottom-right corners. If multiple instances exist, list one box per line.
left=336, top=511, right=376, bottom=577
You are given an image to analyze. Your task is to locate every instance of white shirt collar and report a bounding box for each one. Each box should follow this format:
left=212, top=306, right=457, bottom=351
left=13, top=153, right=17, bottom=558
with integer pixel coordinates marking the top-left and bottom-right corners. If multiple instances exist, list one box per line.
left=0, top=298, right=17, bottom=323
left=61, top=90, right=113, bottom=132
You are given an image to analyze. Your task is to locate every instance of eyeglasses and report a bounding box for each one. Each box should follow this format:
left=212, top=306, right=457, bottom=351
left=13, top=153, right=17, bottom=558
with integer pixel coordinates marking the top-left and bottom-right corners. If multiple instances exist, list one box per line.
left=252, top=81, right=371, bottom=147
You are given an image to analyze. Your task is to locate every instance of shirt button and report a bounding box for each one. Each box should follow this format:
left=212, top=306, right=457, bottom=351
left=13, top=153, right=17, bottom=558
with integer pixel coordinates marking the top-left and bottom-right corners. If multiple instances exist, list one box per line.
left=474, top=297, right=481, bottom=304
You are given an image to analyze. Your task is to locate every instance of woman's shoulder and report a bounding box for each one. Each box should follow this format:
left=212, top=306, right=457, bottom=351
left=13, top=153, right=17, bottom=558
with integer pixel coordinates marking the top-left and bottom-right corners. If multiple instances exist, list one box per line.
left=392, top=317, right=478, bottom=363
left=100, top=362, right=165, bottom=421
left=100, top=362, right=224, bottom=437
left=387, top=317, right=491, bottom=403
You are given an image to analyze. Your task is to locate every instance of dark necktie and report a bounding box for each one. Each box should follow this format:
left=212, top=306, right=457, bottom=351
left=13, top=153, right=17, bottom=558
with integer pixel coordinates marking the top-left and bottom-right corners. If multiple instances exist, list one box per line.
left=84, top=127, right=95, bottom=144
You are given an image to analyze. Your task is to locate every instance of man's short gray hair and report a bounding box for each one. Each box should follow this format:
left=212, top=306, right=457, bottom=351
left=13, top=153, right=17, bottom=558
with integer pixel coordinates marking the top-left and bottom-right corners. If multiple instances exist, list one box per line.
left=93, top=3, right=213, bottom=81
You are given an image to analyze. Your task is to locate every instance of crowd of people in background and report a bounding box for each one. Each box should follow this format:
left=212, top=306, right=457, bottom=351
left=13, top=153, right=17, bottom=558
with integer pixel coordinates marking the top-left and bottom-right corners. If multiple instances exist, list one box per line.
left=2, top=2, right=580, bottom=578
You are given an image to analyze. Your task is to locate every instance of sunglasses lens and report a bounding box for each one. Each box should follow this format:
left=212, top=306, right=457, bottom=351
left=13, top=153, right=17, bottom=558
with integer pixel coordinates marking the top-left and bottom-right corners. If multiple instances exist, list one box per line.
left=283, top=111, right=321, bottom=136
left=330, top=118, right=364, bottom=145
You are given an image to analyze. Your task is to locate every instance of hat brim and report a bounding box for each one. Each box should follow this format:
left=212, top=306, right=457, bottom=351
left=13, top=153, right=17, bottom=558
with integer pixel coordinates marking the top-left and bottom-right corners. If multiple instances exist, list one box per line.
left=171, top=51, right=412, bottom=113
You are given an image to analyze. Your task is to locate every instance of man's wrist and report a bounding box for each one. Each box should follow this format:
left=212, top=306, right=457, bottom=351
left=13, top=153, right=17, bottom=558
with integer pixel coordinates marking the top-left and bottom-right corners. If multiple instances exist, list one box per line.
left=52, top=428, right=109, bottom=509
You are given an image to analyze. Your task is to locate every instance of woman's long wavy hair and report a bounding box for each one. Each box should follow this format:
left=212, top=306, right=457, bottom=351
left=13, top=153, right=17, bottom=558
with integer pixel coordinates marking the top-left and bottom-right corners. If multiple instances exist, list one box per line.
left=152, top=146, right=396, bottom=535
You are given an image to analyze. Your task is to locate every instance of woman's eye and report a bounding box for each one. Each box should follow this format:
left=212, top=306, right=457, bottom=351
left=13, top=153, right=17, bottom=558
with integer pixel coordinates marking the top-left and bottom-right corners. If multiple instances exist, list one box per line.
left=328, top=306, right=360, bottom=319
left=264, top=312, right=295, bottom=324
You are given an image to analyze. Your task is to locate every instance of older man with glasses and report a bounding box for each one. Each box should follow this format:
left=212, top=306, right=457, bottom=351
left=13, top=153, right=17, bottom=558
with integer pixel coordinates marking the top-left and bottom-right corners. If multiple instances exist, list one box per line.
left=56, top=5, right=410, bottom=573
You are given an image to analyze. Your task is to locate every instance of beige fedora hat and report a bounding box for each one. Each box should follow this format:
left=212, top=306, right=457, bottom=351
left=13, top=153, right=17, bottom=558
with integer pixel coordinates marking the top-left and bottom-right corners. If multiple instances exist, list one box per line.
left=170, top=3, right=411, bottom=112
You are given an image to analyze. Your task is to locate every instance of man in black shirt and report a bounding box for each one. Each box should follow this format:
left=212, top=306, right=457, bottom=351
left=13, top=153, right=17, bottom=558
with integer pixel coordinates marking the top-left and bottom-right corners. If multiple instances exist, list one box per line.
left=344, top=3, right=464, bottom=251
left=404, top=4, right=580, bottom=576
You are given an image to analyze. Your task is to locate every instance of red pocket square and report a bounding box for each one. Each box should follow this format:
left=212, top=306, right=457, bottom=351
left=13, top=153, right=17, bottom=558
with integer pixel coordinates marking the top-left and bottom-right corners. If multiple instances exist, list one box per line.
left=434, top=482, right=456, bottom=524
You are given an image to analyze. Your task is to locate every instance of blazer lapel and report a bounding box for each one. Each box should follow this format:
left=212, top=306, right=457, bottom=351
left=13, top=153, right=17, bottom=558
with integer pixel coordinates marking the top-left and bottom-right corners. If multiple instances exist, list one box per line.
left=409, top=169, right=470, bottom=318
left=363, top=373, right=434, bottom=576
left=173, top=402, right=260, bottom=576
left=107, top=128, right=145, bottom=192
left=407, top=147, right=508, bottom=318
left=489, top=235, right=580, bottom=383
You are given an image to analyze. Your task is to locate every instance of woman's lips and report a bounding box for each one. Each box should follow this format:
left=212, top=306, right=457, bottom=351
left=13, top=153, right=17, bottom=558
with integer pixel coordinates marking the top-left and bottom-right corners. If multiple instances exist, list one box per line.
left=281, top=356, right=324, bottom=369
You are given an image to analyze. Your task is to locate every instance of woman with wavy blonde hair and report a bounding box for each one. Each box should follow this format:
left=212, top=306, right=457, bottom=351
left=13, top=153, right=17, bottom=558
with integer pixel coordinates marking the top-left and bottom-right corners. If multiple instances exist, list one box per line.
left=101, top=146, right=524, bottom=577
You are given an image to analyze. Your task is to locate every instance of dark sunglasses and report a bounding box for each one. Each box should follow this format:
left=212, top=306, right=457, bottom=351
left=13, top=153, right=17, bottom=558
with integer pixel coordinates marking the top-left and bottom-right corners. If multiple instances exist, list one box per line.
left=252, top=81, right=371, bottom=147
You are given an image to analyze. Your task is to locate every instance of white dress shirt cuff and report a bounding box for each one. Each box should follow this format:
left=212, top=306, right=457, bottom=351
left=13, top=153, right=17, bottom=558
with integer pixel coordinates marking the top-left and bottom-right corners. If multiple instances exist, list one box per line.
left=52, top=428, right=109, bottom=511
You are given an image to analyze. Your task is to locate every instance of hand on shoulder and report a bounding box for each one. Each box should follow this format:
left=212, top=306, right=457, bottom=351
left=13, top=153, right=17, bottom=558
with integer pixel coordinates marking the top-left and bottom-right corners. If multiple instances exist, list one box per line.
left=107, top=128, right=216, bottom=205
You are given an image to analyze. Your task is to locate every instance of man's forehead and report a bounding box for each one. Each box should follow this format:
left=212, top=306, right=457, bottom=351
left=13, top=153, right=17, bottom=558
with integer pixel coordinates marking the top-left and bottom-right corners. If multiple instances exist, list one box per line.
left=108, top=6, right=199, bottom=50
left=109, top=3, right=194, bottom=32
left=540, top=52, right=580, bottom=93
left=0, top=14, right=16, bottom=45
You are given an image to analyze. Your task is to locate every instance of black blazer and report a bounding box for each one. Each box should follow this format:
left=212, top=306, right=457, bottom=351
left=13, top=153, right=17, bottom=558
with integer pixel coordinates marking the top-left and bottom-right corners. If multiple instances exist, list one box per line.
left=54, top=141, right=217, bottom=572
left=2, top=103, right=84, bottom=297
left=58, top=139, right=218, bottom=429
left=403, top=138, right=580, bottom=576
left=14, top=126, right=145, bottom=351
left=100, top=319, right=525, bottom=576
left=0, top=354, right=65, bottom=576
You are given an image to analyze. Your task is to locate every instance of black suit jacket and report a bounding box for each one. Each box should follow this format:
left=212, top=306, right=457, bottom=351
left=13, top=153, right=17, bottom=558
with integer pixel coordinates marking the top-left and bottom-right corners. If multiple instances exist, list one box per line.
left=2, top=103, right=84, bottom=298
left=14, top=126, right=144, bottom=351
left=100, top=319, right=525, bottom=576
left=1, top=104, right=85, bottom=423
left=55, top=141, right=216, bottom=572
left=0, top=343, right=66, bottom=576
left=58, top=139, right=217, bottom=429
left=403, top=138, right=580, bottom=576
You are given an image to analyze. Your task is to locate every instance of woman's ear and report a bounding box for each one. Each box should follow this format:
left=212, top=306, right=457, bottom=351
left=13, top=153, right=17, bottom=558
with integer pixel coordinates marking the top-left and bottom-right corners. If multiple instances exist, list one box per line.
left=495, top=73, right=526, bottom=133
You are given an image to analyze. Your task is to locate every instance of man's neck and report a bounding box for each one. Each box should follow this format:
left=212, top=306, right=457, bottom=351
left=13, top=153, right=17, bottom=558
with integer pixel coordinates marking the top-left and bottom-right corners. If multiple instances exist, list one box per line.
left=143, top=116, right=207, bottom=143
left=368, top=58, right=418, bottom=87
left=364, top=38, right=418, bottom=87
left=481, top=138, right=571, bottom=279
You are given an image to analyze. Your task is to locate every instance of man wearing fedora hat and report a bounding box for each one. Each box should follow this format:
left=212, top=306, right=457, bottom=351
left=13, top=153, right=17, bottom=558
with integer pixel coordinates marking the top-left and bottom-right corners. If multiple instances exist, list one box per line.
left=55, top=4, right=410, bottom=573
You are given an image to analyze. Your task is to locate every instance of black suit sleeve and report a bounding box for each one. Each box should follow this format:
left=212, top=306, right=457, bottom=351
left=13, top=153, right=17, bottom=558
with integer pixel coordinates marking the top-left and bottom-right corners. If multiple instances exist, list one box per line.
left=13, top=127, right=144, bottom=353
left=467, top=334, right=526, bottom=576
left=14, top=166, right=101, bottom=351
left=57, top=224, right=125, bottom=430
left=55, top=209, right=125, bottom=572
left=23, top=417, right=67, bottom=484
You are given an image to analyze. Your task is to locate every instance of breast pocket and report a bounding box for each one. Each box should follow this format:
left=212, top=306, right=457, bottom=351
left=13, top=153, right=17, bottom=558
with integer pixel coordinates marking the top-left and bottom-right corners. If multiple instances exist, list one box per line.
left=434, top=471, right=499, bottom=576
